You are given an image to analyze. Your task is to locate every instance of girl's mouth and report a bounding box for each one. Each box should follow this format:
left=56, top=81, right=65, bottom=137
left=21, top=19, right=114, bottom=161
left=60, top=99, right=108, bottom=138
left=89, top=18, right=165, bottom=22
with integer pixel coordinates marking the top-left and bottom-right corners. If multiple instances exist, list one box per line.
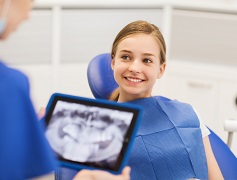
left=125, top=77, right=143, bottom=83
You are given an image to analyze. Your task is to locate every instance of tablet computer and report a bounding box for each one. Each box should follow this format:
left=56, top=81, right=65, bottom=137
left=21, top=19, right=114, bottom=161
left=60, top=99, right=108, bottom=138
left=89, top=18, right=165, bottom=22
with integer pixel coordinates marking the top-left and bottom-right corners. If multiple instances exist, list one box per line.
left=43, top=93, right=142, bottom=174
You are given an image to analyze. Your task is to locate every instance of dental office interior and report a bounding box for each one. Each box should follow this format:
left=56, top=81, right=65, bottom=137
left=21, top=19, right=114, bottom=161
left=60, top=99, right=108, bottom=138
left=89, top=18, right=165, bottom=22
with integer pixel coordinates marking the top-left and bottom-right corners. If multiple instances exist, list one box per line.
left=1, top=0, right=237, bottom=157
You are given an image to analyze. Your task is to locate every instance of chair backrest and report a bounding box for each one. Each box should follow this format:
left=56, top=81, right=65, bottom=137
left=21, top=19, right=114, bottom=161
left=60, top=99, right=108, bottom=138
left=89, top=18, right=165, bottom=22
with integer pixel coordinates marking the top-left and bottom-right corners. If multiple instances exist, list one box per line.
left=87, top=53, right=237, bottom=179
left=208, top=129, right=237, bottom=178
left=87, top=53, right=118, bottom=99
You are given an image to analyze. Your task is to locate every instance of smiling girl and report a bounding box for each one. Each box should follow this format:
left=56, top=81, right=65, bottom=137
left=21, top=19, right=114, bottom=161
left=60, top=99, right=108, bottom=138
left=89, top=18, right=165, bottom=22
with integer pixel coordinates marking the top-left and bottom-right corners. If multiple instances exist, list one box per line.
left=109, top=20, right=223, bottom=180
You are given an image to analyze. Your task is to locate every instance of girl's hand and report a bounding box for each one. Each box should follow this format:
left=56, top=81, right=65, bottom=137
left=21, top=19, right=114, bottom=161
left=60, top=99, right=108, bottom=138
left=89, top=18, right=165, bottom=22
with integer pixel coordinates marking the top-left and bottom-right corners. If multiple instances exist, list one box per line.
left=73, top=166, right=131, bottom=180
left=38, top=107, right=46, bottom=120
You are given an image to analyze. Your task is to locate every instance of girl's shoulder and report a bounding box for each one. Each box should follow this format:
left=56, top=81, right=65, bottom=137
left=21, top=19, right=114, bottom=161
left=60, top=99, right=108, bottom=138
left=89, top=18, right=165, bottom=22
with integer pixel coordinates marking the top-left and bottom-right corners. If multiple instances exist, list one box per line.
left=153, top=96, right=171, bottom=102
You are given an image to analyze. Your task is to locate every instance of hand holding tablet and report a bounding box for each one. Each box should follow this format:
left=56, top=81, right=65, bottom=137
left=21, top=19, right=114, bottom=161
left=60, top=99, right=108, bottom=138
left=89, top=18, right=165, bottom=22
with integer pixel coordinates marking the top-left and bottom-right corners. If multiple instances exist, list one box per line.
left=42, top=93, right=142, bottom=174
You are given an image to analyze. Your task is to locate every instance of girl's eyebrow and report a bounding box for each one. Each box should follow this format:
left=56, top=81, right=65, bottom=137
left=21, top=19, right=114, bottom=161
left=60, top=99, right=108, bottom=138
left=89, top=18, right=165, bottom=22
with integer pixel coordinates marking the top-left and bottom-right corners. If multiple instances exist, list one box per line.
left=119, top=50, right=157, bottom=58
left=143, top=53, right=157, bottom=58
left=119, top=50, right=132, bottom=53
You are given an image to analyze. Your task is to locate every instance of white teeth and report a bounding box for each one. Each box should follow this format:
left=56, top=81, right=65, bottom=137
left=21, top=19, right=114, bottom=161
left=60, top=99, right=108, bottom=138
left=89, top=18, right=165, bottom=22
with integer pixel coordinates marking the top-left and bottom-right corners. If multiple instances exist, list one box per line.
left=127, top=77, right=142, bottom=82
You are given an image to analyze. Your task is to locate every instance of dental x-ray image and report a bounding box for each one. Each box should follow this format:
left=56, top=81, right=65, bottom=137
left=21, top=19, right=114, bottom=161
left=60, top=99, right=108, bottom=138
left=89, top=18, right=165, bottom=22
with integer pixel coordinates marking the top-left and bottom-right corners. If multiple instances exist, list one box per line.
left=45, top=100, right=134, bottom=169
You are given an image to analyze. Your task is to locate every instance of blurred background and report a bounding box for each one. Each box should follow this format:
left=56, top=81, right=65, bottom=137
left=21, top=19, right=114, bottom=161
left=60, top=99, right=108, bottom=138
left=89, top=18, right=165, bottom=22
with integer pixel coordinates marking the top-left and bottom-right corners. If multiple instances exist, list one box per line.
left=0, top=0, right=237, bottom=155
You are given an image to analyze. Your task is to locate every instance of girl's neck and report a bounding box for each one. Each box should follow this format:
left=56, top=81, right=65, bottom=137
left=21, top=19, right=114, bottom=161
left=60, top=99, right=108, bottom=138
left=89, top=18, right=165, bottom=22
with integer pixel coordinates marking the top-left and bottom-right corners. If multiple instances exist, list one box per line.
left=117, top=91, right=151, bottom=103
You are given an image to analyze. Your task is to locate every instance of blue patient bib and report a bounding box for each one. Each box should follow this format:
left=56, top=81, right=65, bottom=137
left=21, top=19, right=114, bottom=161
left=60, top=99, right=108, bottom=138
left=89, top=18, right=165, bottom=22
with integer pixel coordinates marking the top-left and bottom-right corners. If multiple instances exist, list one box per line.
left=127, top=96, right=208, bottom=180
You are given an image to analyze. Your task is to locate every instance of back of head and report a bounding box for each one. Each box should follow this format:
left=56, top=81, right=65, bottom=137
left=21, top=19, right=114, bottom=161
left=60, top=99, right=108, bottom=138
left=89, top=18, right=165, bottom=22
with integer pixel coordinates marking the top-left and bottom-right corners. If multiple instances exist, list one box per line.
left=0, top=0, right=32, bottom=40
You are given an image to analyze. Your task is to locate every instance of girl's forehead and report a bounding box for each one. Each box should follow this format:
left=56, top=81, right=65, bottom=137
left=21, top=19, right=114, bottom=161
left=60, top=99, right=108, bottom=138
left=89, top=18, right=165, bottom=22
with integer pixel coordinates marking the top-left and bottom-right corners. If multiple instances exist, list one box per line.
left=117, top=34, right=161, bottom=53
left=122, top=33, right=154, bottom=41
left=120, top=34, right=158, bottom=45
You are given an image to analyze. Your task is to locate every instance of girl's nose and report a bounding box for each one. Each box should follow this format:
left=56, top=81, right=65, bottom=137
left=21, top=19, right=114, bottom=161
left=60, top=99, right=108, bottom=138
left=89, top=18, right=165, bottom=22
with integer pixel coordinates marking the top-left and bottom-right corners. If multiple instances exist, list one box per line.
left=128, top=60, right=141, bottom=74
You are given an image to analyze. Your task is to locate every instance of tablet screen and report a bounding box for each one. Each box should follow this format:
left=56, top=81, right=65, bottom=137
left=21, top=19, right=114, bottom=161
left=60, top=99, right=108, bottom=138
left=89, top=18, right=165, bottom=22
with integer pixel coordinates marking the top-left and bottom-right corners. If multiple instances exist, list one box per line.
left=44, top=93, right=141, bottom=173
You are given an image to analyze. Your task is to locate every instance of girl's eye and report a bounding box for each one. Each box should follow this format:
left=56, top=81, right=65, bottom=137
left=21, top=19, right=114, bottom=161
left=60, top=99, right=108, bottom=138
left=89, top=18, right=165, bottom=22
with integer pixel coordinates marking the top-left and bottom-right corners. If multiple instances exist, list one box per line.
left=121, top=55, right=130, bottom=60
left=143, top=59, right=152, bottom=63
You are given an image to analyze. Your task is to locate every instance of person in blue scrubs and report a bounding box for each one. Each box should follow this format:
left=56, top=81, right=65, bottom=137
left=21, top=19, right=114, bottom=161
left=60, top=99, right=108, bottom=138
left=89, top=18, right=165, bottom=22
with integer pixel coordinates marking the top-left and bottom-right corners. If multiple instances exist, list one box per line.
left=108, top=20, right=224, bottom=180
left=0, top=0, right=56, bottom=179
left=0, top=0, right=130, bottom=179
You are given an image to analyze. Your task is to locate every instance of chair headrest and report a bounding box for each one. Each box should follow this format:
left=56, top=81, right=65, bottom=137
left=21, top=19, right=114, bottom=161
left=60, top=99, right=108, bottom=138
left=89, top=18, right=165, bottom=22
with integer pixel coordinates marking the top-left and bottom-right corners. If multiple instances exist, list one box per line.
left=87, top=53, right=118, bottom=99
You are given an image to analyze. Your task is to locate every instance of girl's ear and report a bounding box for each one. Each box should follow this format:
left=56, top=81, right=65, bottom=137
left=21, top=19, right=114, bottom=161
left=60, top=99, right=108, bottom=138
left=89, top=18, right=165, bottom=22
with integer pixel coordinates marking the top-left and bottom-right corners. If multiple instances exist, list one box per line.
left=157, top=63, right=166, bottom=79
left=111, top=58, right=115, bottom=70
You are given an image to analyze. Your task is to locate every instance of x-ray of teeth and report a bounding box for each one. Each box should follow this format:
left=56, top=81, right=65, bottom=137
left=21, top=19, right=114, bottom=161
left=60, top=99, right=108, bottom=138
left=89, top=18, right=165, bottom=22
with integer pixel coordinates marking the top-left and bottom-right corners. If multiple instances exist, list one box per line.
left=45, top=100, right=134, bottom=167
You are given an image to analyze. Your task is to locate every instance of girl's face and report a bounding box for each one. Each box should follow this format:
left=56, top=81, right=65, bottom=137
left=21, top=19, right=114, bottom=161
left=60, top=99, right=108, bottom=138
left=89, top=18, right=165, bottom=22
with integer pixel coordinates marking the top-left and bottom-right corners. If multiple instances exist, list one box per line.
left=0, top=0, right=32, bottom=39
left=111, top=34, right=166, bottom=102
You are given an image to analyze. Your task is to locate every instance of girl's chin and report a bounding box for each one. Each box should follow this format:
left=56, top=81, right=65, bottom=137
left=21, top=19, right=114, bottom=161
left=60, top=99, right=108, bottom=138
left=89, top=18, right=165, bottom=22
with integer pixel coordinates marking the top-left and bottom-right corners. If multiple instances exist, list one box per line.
left=123, top=90, right=148, bottom=98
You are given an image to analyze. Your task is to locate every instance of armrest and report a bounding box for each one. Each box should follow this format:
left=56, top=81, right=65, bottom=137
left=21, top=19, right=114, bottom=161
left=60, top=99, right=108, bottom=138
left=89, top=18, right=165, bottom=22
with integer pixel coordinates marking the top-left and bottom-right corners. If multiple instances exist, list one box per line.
left=224, top=118, right=237, bottom=147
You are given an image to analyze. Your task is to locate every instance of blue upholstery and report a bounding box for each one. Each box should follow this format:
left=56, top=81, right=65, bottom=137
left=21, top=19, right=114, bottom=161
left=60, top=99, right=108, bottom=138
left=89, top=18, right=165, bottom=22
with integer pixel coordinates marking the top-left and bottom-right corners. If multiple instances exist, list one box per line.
left=87, top=53, right=118, bottom=99
left=209, top=129, right=237, bottom=179
left=87, top=53, right=237, bottom=179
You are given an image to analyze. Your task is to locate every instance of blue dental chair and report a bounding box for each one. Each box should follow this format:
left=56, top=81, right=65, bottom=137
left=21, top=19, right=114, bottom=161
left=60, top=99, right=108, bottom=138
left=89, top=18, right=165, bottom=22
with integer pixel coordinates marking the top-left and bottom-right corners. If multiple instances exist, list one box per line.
left=87, top=53, right=237, bottom=179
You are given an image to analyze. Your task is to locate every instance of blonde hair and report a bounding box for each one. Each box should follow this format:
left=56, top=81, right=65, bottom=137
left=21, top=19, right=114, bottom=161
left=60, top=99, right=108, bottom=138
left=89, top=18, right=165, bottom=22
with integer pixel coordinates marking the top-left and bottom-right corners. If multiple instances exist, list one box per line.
left=109, top=88, right=120, bottom=101
left=109, top=20, right=167, bottom=101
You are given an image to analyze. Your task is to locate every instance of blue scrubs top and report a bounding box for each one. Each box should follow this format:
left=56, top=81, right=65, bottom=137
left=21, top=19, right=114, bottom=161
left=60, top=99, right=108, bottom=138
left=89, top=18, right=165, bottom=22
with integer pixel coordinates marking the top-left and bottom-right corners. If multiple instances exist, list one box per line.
left=0, top=61, right=56, bottom=179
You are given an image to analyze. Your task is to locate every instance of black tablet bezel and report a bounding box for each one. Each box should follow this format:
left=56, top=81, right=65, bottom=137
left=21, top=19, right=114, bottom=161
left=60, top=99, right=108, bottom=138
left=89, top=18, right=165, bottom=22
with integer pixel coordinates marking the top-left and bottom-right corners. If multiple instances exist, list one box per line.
left=43, top=93, right=142, bottom=174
